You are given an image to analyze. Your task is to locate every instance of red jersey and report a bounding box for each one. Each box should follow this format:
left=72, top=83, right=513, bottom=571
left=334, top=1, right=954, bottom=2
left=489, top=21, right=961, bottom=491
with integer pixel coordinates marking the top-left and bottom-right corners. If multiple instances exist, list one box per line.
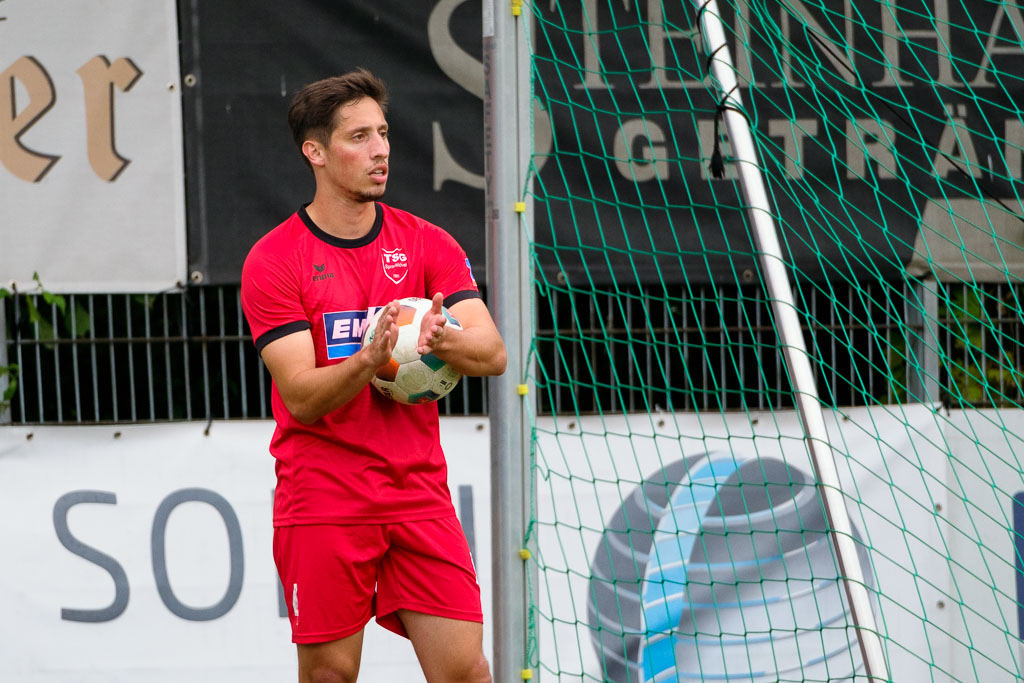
left=241, top=203, right=480, bottom=526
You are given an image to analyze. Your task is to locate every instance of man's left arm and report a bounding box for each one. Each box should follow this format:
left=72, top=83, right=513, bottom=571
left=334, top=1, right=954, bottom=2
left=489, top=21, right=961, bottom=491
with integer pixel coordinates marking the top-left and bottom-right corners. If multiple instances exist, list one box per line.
left=417, top=292, right=507, bottom=377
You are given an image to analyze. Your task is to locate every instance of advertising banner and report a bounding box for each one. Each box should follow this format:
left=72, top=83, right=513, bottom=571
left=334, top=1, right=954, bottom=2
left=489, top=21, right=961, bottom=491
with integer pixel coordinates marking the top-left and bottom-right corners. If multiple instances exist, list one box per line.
left=526, top=0, right=1024, bottom=284
left=2, top=408, right=1023, bottom=680
left=532, top=405, right=1022, bottom=681
left=0, top=0, right=187, bottom=293
left=1, top=2, right=1019, bottom=291
left=0, top=419, right=491, bottom=682
left=179, top=0, right=490, bottom=287
left=182, top=1, right=1024, bottom=286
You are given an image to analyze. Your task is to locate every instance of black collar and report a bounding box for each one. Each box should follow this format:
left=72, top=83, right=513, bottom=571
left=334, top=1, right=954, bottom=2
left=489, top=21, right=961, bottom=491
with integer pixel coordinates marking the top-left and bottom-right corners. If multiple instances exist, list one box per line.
left=298, top=202, right=383, bottom=248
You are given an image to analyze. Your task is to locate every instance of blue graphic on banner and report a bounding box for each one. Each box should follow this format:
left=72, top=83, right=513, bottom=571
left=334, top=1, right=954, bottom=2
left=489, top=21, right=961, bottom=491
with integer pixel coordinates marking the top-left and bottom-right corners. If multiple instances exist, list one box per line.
left=639, top=457, right=740, bottom=682
left=1014, top=492, right=1024, bottom=641
left=638, top=455, right=872, bottom=682
left=589, top=454, right=876, bottom=682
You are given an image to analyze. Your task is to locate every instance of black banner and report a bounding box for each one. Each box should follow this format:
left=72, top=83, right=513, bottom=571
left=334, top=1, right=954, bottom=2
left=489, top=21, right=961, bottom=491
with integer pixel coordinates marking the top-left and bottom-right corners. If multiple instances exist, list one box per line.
left=527, top=0, right=1024, bottom=285
left=180, top=0, right=1024, bottom=286
left=179, top=0, right=488, bottom=285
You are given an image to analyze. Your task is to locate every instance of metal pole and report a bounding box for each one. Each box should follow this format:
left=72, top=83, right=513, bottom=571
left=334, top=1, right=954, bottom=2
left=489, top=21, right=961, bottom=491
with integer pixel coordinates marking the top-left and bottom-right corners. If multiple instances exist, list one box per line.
left=692, top=1, right=890, bottom=680
left=485, top=1, right=532, bottom=681
left=0, top=297, right=10, bottom=424
left=907, top=278, right=941, bottom=405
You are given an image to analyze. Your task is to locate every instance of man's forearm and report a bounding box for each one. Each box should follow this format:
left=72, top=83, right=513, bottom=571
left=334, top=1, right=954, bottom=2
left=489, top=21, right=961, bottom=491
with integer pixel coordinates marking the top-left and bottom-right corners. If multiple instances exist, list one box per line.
left=432, top=326, right=508, bottom=377
left=277, top=350, right=379, bottom=423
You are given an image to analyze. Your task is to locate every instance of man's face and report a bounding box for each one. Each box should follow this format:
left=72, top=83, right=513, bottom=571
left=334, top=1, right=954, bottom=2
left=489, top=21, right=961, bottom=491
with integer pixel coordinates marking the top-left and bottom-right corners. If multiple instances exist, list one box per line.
left=319, top=96, right=389, bottom=202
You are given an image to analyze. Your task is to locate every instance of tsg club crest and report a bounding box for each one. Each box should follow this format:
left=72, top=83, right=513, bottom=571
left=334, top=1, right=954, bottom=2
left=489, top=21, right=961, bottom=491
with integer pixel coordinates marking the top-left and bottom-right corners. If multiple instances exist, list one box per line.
left=381, top=247, right=409, bottom=284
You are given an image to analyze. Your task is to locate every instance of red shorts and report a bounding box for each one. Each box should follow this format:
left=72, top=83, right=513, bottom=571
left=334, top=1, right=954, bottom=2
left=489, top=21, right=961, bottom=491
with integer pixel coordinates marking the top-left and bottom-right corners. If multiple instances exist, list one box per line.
left=273, top=517, right=482, bottom=643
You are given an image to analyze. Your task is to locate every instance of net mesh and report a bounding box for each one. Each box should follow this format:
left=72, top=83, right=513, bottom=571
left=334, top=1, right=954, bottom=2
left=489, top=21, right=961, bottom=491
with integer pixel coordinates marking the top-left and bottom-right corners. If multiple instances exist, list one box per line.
left=522, top=1, right=1024, bottom=681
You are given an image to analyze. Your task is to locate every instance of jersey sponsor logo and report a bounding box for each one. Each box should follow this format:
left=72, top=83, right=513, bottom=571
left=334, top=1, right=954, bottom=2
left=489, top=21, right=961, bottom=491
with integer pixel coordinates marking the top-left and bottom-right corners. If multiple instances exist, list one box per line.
left=381, top=247, right=409, bottom=284
left=323, top=308, right=378, bottom=359
left=465, top=258, right=477, bottom=287
left=312, top=263, right=334, bottom=282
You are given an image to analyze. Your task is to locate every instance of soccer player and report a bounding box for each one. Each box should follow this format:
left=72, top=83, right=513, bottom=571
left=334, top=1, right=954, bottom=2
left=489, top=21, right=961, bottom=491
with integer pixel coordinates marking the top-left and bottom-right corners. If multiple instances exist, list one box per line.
left=241, top=69, right=506, bottom=683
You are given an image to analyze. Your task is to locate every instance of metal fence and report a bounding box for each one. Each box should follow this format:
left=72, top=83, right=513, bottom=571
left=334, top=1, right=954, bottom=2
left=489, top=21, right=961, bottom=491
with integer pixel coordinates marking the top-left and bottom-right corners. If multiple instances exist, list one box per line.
left=1, top=280, right=1021, bottom=425
left=535, top=278, right=1022, bottom=414
left=0, top=285, right=490, bottom=425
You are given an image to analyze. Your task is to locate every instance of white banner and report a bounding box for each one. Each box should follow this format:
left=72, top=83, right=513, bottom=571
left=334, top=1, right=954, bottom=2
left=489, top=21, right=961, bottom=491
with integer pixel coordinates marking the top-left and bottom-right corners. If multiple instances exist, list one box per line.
left=530, top=405, right=1022, bottom=682
left=944, top=409, right=1024, bottom=681
left=0, top=0, right=186, bottom=293
left=2, top=408, right=1023, bottom=681
left=0, top=419, right=492, bottom=682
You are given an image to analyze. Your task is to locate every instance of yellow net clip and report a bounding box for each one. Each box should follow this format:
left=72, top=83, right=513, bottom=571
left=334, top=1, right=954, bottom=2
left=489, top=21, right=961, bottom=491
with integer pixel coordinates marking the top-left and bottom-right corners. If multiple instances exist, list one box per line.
left=514, top=201, right=527, bottom=213
left=520, top=669, right=533, bottom=680
left=512, top=0, right=523, bottom=17
left=517, top=383, right=529, bottom=395
left=519, top=548, right=531, bottom=560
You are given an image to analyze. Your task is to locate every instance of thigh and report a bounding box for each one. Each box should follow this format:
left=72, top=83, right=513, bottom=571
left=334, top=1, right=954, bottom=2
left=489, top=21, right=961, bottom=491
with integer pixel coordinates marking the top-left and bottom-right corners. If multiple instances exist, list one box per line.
left=375, top=516, right=483, bottom=636
left=274, top=524, right=387, bottom=644
left=399, top=610, right=490, bottom=683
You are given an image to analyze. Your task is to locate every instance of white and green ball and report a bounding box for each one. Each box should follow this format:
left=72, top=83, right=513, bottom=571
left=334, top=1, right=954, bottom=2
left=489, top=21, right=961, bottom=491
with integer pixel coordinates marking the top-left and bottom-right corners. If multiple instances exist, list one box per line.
left=361, top=297, right=463, bottom=405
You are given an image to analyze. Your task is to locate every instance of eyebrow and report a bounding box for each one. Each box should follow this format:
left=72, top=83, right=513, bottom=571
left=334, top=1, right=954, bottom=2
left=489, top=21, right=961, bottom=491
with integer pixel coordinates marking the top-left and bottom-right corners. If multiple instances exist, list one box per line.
left=343, top=123, right=388, bottom=136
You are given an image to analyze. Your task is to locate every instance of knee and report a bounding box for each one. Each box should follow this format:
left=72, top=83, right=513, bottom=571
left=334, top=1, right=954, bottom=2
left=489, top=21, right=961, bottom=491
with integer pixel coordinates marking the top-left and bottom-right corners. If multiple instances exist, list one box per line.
left=303, top=660, right=359, bottom=683
left=460, top=653, right=492, bottom=683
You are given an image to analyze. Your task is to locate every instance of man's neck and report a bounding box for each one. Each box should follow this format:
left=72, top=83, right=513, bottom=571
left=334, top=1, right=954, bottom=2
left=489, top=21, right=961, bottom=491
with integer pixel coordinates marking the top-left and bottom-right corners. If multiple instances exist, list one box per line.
left=305, top=194, right=377, bottom=240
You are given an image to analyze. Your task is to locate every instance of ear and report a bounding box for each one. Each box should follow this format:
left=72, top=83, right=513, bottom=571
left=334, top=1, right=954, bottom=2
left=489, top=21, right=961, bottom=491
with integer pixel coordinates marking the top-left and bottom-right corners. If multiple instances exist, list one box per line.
left=302, top=140, right=326, bottom=168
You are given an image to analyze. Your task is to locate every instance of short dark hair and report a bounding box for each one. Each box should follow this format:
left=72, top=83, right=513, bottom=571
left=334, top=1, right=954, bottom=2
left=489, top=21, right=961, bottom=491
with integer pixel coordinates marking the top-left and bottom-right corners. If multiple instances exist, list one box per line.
left=287, top=68, right=389, bottom=170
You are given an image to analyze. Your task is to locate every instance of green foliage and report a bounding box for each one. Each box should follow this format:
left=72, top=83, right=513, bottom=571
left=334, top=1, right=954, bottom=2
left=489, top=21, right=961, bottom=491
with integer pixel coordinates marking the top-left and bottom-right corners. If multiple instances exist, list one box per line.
left=941, top=286, right=1023, bottom=406
left=133, top=293, right=157, bottom=309
left=871, top=283, right=1023, bottom=407
left=15, top=272, right=91, bottom=343
left=883, top=330, right=910, bottom=405
left=1, top=363, right=17, bottom=406
left=0, top=274, right=91, bottom=415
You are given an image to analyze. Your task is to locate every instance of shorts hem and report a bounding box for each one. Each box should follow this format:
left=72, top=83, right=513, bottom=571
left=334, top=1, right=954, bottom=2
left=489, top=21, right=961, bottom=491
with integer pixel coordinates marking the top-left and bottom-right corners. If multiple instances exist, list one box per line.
left=292, top=619, right=371, bottom=645
left=378, top=600, right=484, bottom=625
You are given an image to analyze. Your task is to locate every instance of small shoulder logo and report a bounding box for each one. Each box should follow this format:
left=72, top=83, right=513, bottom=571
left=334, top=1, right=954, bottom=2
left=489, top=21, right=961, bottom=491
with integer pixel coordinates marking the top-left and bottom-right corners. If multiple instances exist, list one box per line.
left=312, top=263, right=334, bottom=281
left=381, top=247, right=409, bottom=284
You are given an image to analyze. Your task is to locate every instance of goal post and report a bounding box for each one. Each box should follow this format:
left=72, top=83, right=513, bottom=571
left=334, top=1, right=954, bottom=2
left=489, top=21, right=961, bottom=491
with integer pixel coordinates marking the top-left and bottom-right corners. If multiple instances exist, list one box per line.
left=485, top=1, right=535, bottom=681
left=692, top=0, right=889, bottom=678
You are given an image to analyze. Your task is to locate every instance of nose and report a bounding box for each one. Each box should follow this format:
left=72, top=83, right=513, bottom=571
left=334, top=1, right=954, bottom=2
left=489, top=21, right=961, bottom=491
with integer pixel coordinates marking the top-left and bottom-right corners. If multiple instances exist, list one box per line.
left=370, top=131, right=389, bottom=159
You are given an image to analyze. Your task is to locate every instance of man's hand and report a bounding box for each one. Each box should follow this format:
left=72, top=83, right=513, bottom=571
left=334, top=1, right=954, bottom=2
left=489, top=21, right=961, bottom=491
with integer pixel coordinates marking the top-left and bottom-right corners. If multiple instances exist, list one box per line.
left=365, top=300, right=400, bottom=367
left=416, top=292, right=448, bottom=355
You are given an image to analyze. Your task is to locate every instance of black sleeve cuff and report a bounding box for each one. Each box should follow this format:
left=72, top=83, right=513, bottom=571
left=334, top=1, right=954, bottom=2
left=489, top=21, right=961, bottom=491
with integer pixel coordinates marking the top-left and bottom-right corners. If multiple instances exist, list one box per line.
left=443, top=290, right=482, bottom=309
left=254, top=320, right=311, bottom=353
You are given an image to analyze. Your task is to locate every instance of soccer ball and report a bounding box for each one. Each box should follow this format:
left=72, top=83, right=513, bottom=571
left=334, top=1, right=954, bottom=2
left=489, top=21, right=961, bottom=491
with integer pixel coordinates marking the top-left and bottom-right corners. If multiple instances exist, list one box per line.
left=361, top=297, right=463, bottom=405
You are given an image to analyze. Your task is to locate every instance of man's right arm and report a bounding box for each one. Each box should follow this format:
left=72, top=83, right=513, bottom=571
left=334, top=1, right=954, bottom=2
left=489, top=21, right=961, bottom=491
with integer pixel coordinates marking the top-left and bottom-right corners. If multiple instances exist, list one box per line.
left=260, top=302, right=400, bottom=424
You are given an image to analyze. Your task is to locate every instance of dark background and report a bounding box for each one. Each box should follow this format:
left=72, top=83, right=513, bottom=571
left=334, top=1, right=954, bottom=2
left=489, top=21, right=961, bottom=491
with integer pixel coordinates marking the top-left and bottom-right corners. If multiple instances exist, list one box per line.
left=179, top=0, right=487, bottom=285
left=178, top=0, right=1023, bottom=287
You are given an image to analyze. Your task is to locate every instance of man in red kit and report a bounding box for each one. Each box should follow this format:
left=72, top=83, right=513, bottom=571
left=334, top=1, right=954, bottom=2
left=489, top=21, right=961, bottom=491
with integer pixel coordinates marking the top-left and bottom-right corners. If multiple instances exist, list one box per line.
left=241, top=69, right=506, bottom=683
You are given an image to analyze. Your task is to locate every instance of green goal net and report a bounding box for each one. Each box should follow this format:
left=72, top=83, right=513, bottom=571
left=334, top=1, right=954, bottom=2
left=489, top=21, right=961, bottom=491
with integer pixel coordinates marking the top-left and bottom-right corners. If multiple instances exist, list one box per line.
left=521, top=1, right=1024, bottom=681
